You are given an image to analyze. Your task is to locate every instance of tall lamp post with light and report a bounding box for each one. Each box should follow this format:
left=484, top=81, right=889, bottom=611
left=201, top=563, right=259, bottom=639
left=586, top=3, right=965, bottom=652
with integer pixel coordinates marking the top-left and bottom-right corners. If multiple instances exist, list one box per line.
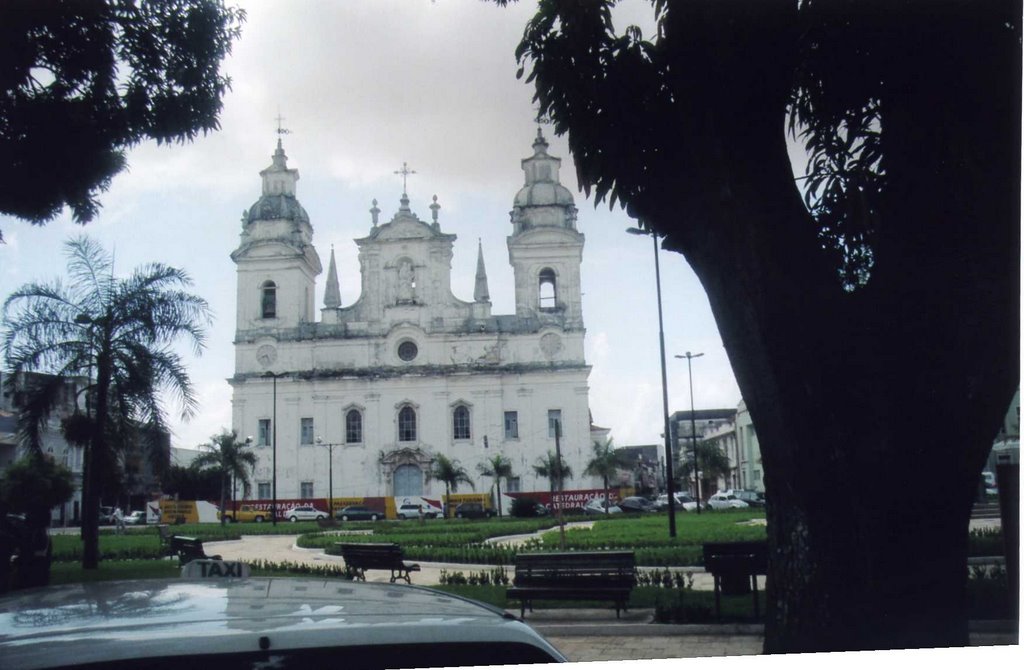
left=262, top=371, right=285, bottom=525
left=675, top=352, right=704, bottom=514
left=626, top=225, right=677, bottom=537
left=315, top=437, right=341, bottom=518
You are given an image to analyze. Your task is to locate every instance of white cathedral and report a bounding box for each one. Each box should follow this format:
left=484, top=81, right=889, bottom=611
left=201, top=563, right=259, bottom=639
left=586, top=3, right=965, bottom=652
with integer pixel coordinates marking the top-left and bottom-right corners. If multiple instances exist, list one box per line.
left=229, top=130, right=606, bottom=510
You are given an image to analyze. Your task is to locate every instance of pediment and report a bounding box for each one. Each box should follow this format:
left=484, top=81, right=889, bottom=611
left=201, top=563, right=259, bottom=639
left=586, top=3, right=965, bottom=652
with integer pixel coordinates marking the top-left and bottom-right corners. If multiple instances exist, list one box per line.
left=374, top=217, right=436, bottom=241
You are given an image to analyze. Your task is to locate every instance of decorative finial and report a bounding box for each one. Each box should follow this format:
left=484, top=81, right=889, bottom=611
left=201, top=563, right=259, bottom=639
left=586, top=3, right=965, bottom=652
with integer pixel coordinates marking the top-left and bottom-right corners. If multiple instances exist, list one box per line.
left=370, top=198, right=380, bottom=226
left=275, top=111, right=291, bottom=136
left=430, top=195, right=440, bottom=223
left=394, top=161, right=416, bottom=194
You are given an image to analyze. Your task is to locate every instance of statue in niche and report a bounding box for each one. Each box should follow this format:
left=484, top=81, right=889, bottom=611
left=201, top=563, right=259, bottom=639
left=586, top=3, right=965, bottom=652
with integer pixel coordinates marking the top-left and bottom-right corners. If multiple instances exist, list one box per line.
left=397, top=260, right=415, bottom=303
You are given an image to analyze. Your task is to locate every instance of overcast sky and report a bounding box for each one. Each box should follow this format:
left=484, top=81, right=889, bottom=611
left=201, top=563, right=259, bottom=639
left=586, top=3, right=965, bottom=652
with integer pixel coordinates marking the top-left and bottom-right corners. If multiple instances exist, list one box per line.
left=0, top=0, right=743, bottom=452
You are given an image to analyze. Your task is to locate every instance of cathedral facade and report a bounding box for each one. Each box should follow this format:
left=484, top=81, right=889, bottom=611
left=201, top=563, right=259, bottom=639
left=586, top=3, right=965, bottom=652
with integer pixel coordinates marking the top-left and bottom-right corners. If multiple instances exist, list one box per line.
left=229, top=131, right=599, bottom=509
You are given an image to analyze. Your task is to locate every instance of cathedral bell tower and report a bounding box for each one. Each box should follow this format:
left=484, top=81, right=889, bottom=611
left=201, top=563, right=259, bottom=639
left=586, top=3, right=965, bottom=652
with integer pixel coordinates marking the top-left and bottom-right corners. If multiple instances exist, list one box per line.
left=507, top=129, right=584, bottom=329
left=231, top=140, right=322, bottom=337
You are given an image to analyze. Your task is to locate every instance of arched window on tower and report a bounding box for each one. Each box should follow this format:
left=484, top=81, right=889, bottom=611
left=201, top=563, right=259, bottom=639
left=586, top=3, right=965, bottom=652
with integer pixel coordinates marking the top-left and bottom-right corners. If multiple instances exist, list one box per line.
left=538, top=268, right=557, bottom=311
left=261, top=281, right=277, bottom=319
left=398, top=405, right=417, bottom=442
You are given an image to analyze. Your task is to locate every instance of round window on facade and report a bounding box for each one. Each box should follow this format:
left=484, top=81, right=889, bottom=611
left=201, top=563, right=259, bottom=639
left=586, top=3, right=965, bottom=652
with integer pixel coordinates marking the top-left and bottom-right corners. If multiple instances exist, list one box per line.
left=397, top=340, right=418, bottom=362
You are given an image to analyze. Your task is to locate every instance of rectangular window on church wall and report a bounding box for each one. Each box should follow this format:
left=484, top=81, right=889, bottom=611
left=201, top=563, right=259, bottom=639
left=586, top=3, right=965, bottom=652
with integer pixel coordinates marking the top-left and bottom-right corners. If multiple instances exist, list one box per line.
left=258, top=482, right=271, bottom=499
left=504, top=411, right=519, bottom=440
left=548, top=410, right=562, bottom=438
left=300, top=481, right=314, bottom=499
left=258, top=419, right=271, bottom=446
left=506, top=476, right=521, bottom=493
left=300, top=418, right=314, bottom=445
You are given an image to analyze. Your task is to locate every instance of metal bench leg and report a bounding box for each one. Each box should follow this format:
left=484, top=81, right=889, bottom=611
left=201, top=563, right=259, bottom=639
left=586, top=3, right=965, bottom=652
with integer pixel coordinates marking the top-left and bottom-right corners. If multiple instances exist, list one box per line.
left=714, top=576, right=722, bottom=620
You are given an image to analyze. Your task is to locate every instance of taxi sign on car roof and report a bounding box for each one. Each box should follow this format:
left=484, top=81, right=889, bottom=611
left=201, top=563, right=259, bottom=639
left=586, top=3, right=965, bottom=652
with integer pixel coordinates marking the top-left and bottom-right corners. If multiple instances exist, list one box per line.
left=181, top=559, right=251, bottom=579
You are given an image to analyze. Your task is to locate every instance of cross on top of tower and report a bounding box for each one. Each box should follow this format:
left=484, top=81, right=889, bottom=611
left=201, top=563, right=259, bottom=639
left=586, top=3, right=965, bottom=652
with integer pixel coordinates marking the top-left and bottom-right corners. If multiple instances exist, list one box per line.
left=275, top=112, right=291, bottom=136
left=394, top=162, right=416, bottom=194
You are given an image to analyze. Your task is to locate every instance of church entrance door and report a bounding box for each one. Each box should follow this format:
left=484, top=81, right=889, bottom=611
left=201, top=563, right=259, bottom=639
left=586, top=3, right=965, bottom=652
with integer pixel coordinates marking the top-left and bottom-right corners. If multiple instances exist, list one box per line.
left=394, top=464, right=423, bottom=497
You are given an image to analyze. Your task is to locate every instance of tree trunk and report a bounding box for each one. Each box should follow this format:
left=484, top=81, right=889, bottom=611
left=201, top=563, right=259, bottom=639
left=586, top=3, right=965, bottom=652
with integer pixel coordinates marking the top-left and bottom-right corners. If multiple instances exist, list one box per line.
left=648, top=0, right=1020, bottom=652
left=82, top=353, right=112, bottom=570
left=219, top=471, right=227, bottom=526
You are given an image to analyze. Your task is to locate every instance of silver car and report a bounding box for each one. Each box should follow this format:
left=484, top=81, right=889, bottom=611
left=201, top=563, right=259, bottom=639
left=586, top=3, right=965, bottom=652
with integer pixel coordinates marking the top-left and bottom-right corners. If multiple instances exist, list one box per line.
left=0, top=576, right=566, bottom=668
left=282, top=505, right=327, bottom=522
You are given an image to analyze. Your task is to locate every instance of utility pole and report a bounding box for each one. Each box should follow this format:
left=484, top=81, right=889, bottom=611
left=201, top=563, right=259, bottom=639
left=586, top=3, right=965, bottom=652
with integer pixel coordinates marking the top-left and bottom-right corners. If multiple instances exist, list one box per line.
left=555, top=420, right=566, bottom=550
left=676, top=352, right=705, bottom=514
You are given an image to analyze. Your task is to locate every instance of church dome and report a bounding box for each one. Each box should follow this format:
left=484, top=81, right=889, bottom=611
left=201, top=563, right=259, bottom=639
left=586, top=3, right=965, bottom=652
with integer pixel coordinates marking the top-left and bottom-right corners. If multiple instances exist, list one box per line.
left=245, top=193, right=310, bottom=225
left=513, top=181, right=575, bottom=208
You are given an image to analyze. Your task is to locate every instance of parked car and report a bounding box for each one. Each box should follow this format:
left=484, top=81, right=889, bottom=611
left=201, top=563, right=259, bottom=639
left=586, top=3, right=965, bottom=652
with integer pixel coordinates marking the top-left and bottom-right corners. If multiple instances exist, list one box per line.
left=219, top=504, right=269, bottom=523
left=731, top=489, right=766, bottom=508
left=653, top=493, right=701, bottom=512
left=283, top=505, right=327, bottom=522
left=98, top=506, right=115, bottom=525
left=396, top=503, right=440, bottom=520
left=618, top=496, right=656, bottom=513
left=706, top=492, right=750, bottom=510
left=582, top=498, right=621, bottom=515
left=124, top=510, right=147, bottom=525
left=454, top=502, right=495, bottom=519
left=335, top=505, right=382, bottom=522
left=0, top=576, right=567, bottom=668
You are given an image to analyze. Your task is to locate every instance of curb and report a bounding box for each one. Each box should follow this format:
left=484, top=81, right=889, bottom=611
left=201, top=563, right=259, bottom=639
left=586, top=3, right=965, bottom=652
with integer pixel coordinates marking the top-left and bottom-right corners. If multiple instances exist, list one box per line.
left=530, top=622, right=765, bottom=637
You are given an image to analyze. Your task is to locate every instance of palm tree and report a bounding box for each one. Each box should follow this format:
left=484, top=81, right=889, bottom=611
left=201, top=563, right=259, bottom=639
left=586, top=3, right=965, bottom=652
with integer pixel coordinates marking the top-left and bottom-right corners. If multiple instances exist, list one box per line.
left=427, top=454, right=474, bottom=518
left=533, top=451, right=573, bottom=497
left=477, top=454, right=513, bottom=517
left=584, top=438, right=621, bottom=515
left=2, top=235, right=210, bottom=568
left=678, top=442, right=732, bottom=498
left=191, top=431, right=257, bottom=525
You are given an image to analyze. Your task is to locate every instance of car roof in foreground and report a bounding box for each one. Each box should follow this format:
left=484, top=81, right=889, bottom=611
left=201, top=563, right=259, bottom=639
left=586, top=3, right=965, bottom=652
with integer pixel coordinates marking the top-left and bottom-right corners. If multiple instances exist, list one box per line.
left=0, top=577, right=565, bottom=669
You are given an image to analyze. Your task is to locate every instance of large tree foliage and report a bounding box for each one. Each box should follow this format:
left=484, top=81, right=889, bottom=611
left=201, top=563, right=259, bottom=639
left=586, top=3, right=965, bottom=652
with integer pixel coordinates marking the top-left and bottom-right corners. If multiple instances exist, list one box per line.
left=507, top=0, right=1020, bottom=653
left=0, top=0, right=244, bottom=238
left=191, top=431, right=256, bottom=526
left=2, top=235, right=210, bottom=568
left=0, top=454, right=74, bottom=516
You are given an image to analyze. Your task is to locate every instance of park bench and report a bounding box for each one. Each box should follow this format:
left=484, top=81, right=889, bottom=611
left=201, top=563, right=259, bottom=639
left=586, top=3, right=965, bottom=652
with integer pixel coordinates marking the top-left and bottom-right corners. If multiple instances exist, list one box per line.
left=506, top=551, right=636, bottom=619
left=702, top=541, right=768, bottom=619
left=170, top=536, right=222, bottom=567
left=337, top=542, right=421, bottom=584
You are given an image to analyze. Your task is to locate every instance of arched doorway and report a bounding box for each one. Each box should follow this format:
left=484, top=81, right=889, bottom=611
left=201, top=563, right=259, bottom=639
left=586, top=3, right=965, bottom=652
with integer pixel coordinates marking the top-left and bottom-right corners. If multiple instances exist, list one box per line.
left=393, top=464, right=423, bottom=497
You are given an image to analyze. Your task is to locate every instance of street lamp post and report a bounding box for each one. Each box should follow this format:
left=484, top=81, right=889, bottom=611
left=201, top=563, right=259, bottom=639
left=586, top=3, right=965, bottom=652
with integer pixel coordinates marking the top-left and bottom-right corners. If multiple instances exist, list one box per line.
left=676, top=352, right=704, bottom=514
left=626, top=226, right=677, bottom=537
left=315, top=437, right=340, bottom=518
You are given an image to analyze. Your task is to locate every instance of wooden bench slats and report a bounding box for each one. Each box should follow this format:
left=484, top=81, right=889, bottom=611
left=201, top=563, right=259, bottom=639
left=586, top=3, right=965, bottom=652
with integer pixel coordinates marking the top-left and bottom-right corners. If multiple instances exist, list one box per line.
left=170, top=535, right=221, bottom=567
left=507, top=551, right=636, bottom=619
left=337, top=542, right=420, bottom=584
